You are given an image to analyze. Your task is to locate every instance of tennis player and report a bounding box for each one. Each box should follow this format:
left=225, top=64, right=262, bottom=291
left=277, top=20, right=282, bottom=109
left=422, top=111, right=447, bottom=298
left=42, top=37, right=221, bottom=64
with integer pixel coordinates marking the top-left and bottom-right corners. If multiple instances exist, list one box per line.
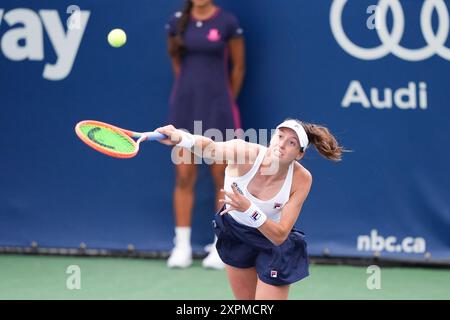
left=155, top=119, right=344, bottom=299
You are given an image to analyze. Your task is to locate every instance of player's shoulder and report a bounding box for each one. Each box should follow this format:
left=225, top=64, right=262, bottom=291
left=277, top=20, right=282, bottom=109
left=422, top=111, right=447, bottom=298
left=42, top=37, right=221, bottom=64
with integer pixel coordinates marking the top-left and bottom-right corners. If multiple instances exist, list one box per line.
left=292, top=162, right=313, bottom=190
left=232, top=139, right=261, bottom=157
left=225, top=139, right=261, bottom=167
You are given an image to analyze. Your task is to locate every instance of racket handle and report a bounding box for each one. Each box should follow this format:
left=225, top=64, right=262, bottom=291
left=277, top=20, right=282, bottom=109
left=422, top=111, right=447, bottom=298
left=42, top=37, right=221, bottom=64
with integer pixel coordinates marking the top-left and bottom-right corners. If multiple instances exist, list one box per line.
left=142, top=132, right=167, bottom=141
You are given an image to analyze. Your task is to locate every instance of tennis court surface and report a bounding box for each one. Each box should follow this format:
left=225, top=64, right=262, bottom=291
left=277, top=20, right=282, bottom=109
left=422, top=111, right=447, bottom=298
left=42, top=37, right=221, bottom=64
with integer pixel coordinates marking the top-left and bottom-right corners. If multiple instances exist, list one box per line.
left=1, top=255, right=448, bottom=300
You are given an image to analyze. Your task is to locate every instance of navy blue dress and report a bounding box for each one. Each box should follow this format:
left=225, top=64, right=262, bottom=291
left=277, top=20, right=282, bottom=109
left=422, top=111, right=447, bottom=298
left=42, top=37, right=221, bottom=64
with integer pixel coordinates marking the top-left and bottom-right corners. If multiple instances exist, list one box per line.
left=165, top=8, right=243, bottom=136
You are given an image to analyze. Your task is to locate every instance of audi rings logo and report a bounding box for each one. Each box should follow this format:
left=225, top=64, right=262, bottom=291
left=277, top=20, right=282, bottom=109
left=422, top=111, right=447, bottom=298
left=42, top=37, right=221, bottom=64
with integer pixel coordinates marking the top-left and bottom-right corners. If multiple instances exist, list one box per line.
left=330, top=0, right=450, bottom=61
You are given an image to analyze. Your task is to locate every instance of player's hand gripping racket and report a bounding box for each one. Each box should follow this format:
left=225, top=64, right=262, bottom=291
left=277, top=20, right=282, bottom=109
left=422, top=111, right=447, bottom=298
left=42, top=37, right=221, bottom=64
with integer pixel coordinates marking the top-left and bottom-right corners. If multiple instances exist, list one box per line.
left=75, top=120, right=167, bottom=158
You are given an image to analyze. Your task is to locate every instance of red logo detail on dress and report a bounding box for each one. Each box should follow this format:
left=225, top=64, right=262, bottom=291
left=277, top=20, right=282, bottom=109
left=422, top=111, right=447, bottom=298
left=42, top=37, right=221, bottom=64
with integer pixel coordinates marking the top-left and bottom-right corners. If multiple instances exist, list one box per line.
left=207, top=29, right=221, bottom=41
left=251, top=211, right=260, bottom=221
left=271, top=270, right=278, bottom=278
left=273, top=203, right=282, bottom=209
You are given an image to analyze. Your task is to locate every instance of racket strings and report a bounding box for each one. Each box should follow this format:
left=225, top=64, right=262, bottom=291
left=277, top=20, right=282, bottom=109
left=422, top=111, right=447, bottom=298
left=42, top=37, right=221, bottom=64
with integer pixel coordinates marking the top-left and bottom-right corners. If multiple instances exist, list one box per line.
left=87, top=127, right=116, bottom=150
left=79, top=124, right=135, bottom=154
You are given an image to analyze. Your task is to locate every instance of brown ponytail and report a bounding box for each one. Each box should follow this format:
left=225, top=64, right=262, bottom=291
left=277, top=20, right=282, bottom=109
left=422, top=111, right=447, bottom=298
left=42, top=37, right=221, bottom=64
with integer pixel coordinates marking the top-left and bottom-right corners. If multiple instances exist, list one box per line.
left=168, top=1, right=193, bottom=58
left=302, top=121, right=346, bottom=161
left=285, top=118, right=347, bottom=161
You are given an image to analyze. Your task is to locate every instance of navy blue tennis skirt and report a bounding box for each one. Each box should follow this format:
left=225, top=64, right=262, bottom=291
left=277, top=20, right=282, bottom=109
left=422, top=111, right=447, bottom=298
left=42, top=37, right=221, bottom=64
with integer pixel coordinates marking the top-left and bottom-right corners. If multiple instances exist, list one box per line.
left=213, top=209, right=309, bottom=286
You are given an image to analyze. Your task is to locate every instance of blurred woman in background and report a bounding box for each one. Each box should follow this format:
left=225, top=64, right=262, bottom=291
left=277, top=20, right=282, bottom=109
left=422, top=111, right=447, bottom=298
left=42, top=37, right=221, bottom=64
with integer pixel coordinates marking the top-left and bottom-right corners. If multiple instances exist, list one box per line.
left=165, top=0, right=245, bottom=269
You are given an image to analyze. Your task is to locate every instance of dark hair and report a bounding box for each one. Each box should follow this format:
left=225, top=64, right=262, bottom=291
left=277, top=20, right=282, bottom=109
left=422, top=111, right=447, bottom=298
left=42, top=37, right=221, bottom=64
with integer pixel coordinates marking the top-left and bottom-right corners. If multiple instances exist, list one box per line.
left=168, top=1, right=193, bottom=58
left=286, top=118, right=347, bottom=161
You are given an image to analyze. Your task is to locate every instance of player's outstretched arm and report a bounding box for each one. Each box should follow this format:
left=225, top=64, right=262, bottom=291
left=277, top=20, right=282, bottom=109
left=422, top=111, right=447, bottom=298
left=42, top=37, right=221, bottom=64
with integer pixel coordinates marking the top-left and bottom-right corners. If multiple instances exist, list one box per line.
left=155, top=124, right=258, bottom=164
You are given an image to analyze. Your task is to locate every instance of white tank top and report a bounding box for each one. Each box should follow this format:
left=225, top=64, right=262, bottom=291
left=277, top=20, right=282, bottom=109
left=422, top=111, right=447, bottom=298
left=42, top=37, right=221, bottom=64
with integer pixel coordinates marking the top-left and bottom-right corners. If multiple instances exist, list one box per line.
left=224, top=146, right=294, bottom=224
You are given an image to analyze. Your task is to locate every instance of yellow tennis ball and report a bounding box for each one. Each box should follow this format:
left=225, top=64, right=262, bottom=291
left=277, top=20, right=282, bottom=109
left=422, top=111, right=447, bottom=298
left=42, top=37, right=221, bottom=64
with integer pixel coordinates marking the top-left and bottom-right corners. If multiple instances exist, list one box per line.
left=108, top=28, right=127, bottom=48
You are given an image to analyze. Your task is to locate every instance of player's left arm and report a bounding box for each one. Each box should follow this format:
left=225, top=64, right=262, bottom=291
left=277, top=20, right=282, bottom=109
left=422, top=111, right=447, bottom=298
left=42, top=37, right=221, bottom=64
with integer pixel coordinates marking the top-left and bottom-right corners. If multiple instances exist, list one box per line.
left=257, top=167, right=312, bottom=246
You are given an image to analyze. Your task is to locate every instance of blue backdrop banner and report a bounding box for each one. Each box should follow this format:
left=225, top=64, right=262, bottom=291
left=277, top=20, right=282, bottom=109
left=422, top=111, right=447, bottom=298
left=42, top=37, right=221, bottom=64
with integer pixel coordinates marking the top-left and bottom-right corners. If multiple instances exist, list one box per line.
left=0, top=0, right=449, bottom=263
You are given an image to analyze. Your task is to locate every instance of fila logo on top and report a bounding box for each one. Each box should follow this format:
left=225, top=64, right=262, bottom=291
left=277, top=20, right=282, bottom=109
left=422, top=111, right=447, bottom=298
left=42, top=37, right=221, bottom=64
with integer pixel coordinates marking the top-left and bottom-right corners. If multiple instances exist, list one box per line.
left=330, top=0, right=450, bottom=61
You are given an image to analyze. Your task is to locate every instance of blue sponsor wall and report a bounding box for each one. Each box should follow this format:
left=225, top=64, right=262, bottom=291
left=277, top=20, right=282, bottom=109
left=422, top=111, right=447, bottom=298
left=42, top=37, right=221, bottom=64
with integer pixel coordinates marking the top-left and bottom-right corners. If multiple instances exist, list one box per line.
left=0, top=0, right=449, bottom=263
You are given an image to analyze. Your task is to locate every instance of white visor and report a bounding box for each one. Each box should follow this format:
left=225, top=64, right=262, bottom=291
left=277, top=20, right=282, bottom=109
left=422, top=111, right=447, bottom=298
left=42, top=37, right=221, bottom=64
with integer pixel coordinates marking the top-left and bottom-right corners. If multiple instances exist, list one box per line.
left=276, top=120, right=309, bottom=151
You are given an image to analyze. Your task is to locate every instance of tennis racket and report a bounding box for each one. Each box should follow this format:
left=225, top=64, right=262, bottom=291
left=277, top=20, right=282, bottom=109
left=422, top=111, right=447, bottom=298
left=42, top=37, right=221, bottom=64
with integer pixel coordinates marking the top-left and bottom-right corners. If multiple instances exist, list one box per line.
left=75, top=120, right=167, bottom=158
